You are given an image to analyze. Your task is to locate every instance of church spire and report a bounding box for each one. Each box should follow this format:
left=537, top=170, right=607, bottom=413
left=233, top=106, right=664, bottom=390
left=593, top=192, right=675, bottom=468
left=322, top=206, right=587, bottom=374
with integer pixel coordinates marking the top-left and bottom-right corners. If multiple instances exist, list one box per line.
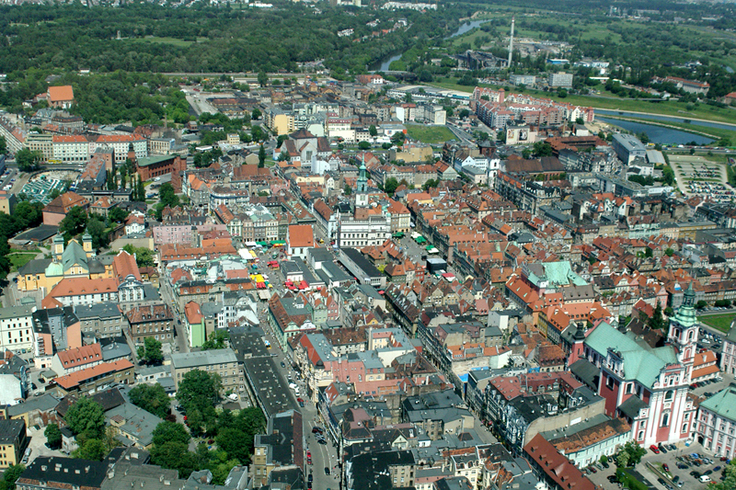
left=357, top=154, right=367, bottom=194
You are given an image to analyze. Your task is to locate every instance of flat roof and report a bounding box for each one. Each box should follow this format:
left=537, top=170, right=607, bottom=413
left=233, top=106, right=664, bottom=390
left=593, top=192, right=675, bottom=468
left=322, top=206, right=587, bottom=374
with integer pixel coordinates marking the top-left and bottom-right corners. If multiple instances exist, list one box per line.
left=171, top=348, right=238, bottom=369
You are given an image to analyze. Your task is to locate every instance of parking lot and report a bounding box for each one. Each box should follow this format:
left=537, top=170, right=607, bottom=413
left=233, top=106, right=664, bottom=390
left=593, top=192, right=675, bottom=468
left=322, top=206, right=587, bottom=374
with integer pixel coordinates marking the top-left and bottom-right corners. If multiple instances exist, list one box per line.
left=585, top=441, right=728, bottom=490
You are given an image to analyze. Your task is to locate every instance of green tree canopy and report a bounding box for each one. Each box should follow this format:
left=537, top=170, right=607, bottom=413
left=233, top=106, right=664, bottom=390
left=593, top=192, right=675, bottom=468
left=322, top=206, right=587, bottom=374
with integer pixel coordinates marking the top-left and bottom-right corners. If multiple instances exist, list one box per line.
left=0, top=464, right=25, bottom=490
left=15, top=148, right=43, bottom=173
left=258, top=145, right=266, bottom=168
left=384, top=177, right=400, bottom=196
left=65, top=396, right=105, bottom=440
left=45, top=423, right=62, bottom=449
left=122, top=244, right=156, bottom=268
left=202, top=330, right=229, bottom=351
left=59, top=206, right=88, bottom=240
left=152, top=421, right=190, bottom=447
left=369, top=125, right=378, bottom=137
left=137, top=337, right=163, bottom=365
left=129, top=383, right=172, bottom=419
left=151, top=441, right=198, bottom=479
left=176, top=370, right=222, bottom=414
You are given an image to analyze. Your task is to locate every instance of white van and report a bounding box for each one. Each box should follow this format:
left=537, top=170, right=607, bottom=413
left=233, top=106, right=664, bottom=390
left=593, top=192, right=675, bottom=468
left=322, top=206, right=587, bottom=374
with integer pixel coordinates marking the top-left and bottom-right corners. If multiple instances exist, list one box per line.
left=699, top=475, right=711, bottom=483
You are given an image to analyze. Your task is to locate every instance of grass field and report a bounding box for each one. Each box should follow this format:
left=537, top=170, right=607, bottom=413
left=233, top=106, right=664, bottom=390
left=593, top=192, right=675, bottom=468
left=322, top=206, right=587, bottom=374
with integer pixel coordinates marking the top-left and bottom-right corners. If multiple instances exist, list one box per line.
left=9, top=253, right=37, bottom=273
left=405, top=124, right=457, bottom=144
left=128, top=37, right=200, bottom=48
left=699, top=313, right=735, bottom=333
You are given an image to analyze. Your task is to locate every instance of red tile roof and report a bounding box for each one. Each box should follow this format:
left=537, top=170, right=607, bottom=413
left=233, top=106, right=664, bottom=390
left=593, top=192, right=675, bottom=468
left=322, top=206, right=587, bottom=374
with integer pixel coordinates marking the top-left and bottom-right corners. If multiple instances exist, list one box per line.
left=48, top=277, right=118, bottom=299
left=48, top=85, right=74, bottom=102
left=288, top=225, right=314, bottom=248
left=113, top=250, right=142, bottom=281
left=54, top=359, right=134, bottom=390
left=523, top=434, right=598, bottom=490
left=57, top=344, right=102, bottom=370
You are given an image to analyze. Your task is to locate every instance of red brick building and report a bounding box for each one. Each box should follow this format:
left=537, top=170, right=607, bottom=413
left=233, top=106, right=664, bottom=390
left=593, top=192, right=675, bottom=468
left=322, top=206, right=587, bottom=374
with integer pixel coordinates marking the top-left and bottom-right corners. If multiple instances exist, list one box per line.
left=135, top=155, right=186, bottom=191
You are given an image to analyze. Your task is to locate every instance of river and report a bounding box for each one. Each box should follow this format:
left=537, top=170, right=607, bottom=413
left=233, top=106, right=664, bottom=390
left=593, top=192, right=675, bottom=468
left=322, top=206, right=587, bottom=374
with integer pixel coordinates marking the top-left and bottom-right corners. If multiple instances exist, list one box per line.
left=376, top=19, right=489, bottom=71
left=596, top=109, right=736, bottom=131
left=597, top=117, right=714, bottom=146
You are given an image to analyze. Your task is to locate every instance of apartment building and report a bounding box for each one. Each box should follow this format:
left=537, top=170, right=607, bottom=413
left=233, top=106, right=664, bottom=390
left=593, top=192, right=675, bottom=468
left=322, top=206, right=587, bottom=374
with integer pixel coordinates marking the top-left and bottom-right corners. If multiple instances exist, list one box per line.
left=170, top=348, right=245, bottom=395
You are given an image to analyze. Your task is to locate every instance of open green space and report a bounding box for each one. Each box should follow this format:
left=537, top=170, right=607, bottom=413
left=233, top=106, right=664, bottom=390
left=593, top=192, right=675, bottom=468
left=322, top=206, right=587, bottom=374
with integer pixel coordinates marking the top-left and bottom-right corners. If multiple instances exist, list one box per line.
left=9, top=253, right=37, bottom=273
left=405, top=124, right=457, bottom=144
left=127, top=37, right=198, bottom=48
left=699, top=313, right=735, bottom=333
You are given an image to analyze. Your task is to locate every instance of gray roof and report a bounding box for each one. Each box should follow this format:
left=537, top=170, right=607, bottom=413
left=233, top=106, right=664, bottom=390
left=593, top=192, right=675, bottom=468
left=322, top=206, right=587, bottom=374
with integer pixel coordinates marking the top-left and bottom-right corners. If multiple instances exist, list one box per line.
left=171, top=348, right=238, bottom=369
left=102, top=462, right=184, bottom=490
left=74, top=302, right=122, bottom=320
left=569, top=358, right=600, bottom=390
left=19, top=457, right=108, bottom=488
left=0, top=419, right=25, bottom=443
left=7, top=394, right=59, bottom=416
left=0, top=305, right=34, bottom=320
left=618, top=394, right=648, bottom=419
left=17, top=258, right=52, bottom=276
left=105, top=402, right=163, bottom=447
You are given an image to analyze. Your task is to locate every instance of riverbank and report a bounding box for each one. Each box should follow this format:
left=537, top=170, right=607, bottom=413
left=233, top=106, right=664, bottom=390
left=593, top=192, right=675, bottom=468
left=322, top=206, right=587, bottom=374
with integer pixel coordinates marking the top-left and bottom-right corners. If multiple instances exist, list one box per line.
left=427, top=78, right=736, bottom=127
left=599, top=116, right=722, bottom=139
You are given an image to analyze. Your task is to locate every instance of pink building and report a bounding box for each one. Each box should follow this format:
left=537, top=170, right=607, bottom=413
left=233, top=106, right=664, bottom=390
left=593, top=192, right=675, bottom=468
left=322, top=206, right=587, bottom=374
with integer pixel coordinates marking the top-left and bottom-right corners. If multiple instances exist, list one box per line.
left=152, top=224, right=194, bottom=245
left=582, top=283, right=700, bottom=445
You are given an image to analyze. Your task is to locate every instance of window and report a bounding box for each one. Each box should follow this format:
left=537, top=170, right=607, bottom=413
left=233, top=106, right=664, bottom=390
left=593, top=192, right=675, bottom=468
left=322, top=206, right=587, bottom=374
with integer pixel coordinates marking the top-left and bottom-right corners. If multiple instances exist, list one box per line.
left=662, top=411, right=670, bottom=427
left=665, top=390, right=674, bottom=402
left=606, top=376, right=614, bottom=389
left=625, top=383, right=633, bottom=394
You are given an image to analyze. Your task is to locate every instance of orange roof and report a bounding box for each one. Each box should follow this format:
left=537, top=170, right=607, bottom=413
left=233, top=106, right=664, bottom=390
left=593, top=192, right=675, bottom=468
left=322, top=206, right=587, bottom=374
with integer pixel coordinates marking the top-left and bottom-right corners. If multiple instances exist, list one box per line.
left=185, top=302, right=203, bottom=324
left=48, top=85, right=74, bottom=102
left=288, top=224, right=314, bottom=248
left=113, top=250, right=142, bottom=281
left=52, top=135, right=87, bottom=143
left=48, top=277, right=118, bottom=299
left=54, top=359, right=134, bottom=390
left=692, top=364, right=720, bottom=380
left=57, top=344, right=102, bottom=369
left=693, top=350, right=717, bottom=368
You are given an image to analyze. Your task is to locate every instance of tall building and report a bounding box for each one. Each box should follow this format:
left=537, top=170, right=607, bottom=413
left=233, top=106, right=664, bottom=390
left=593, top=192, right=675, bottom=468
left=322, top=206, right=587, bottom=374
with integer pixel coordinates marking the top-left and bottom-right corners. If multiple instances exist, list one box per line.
left=582, top=283, right=699, bottom=445
left=355, top=157, right=369, bottom=208
left=337, top=156, right=391, bottom=248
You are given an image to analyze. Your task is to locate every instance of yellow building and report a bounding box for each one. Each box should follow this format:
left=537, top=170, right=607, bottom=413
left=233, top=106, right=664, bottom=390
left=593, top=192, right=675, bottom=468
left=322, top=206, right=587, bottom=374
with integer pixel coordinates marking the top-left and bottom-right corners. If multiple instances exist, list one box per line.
left=0, top=191, right=16, bottom=215
left=17, top=233, right=114, bottom=292
left=0, top=419, right=28, bottom=468
left=265, top=109, right=295, bottom=136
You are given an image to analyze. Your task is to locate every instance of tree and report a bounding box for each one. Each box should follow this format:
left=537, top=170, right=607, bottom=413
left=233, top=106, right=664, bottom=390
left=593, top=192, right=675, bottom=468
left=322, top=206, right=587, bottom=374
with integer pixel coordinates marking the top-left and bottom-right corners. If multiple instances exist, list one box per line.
left=135, top=175, right=145, bottom=202
left=65, top=396, right=105, bottom=440
left=258, top=145, right=266, bottom=168
left=696, top=300, right=708, bottom=309
left=533, top=141, right=553, bottom=157
left=86, top=216, right=108, bottom=249
left=151, top=441, right=198, bottom=479
left=152, top=421, right=190, bottom=447
left=664, top=247, right=674, bottom=257
left=358, top=141, right=371, bottom=150
left=0, top=136, right=6, bottom=155
left=177, top=370, right=222, bottom=414
left=59, top=206, right=88, bottom=240
left=391, top=131, right=406, bottom=147
left=615, top=441, right=646, bottom=468
left=344, top=184, right=352, bottom=195
left=648, top=303, right=664, bottom=330
left=251, top=108, right=262, bottom=120
left=0, top=464, right=25, bottom=490
left=108, top=206, right=129, bottom=224
left=129, top=384, right=172, bottom=419
left=74, top=438, right=107, bottom=461
left=384, top=177, right=399, bottom=196
left=369, top=125, right=377, bottom=137
left=202, top=329, right=229, bottom=351
left=459, top=109, right=470, bottom=119
left=122, top=244, right=155, bottom=267
left=277, top=149, right=290, bottom=162
left=137, top=337, right=163, bottom=365
left=422, top=179, right=439, bottom=191
left=159, top=183, right=179, bottom=208
left=15, top=148, right=43, bottom=173
left=257, top=71, right=268, bottom=87
left=709, top=459, right=736, bottom=490
left=45, top=423, right=62, bottom=449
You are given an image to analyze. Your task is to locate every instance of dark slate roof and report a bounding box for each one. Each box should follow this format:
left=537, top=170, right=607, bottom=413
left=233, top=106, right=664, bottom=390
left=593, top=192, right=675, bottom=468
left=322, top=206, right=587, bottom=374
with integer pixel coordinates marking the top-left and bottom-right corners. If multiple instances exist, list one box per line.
left=13, top=224, right=59, bottom=243
left=55, top=388, right=126, bottom=417
left=18, top=259, right=53, bottom=276
left=0, top=419, right=25, bottom=444
left=618, top=394, right=648, bottom=419
left=18, top=457, right=108, bottom=488
left=569, top=359, right=599, bottom=391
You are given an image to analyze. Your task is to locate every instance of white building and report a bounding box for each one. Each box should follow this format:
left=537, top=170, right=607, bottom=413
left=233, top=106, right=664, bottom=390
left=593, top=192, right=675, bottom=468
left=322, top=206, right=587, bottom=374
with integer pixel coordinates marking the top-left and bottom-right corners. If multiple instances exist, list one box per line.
left=337, top=213, right=391, bottom=248
left=720, top=325, right=736, bottom=376
left=693, top=384, right=736, bottom=459
left=0, top=306, right=36, bottom=354
left=549, top=72, right=573, bottom=88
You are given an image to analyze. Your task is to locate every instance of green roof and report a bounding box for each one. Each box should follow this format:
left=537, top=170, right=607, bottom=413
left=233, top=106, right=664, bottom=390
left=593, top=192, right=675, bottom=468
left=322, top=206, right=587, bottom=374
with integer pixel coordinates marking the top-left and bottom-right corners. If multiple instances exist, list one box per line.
left=62, top=240, right=88, bottom=272
left=137, top=155, right=176, bottom=167
left=700, top=385, right=736, bottom=421
left=585, top=322, right=678, bottom=389
left=528, top=261, right=588, bottom=287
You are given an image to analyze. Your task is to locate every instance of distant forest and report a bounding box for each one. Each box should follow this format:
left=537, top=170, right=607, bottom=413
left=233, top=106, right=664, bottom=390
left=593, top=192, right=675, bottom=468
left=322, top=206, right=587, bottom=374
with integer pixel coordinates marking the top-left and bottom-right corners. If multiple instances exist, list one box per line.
left=0, top=3, right=467, bottom=75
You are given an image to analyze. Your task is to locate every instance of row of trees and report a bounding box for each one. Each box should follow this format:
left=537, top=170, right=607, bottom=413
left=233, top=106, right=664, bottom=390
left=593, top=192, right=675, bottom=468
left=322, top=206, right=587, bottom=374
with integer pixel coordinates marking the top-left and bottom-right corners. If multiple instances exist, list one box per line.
left=0, top=199, right=44, bottom=278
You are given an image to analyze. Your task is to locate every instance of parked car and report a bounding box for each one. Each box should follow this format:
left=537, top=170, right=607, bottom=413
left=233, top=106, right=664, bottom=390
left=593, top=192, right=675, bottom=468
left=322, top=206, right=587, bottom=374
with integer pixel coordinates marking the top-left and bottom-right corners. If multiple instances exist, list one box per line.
left=663, top=463, right=670, bottom=473
left=324, top=467, right=330, bottom=475
left=607, top=475, right=617, bottom=484
left=588, top=467, right=597, bottom=474
left=650, top=445, right=661, bottom=454
left=601, top=459, right=609, bottom=469
left=713, top=466, right=721, bottom=472
left=659, top=444, right=668, bottom=453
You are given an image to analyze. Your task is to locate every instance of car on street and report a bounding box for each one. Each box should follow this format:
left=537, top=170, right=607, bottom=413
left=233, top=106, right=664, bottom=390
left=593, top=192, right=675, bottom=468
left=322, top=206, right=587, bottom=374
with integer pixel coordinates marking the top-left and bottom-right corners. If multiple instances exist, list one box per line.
left=308, top=474, right=313, bottom=483
left=690, top=471, right=701, bottom=478
left=658, top=444, right=668, bottom=453
left=662, top=463, right=669, bottom=473
left=650, top=445, right=660, bottom=454
left=607, top=475, right=617, bottom=484
left=312, top=427, right=324, bottom=434
left=324, top=467, right=330, bottom=475
left=317, top=438, right=327, bottom=445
